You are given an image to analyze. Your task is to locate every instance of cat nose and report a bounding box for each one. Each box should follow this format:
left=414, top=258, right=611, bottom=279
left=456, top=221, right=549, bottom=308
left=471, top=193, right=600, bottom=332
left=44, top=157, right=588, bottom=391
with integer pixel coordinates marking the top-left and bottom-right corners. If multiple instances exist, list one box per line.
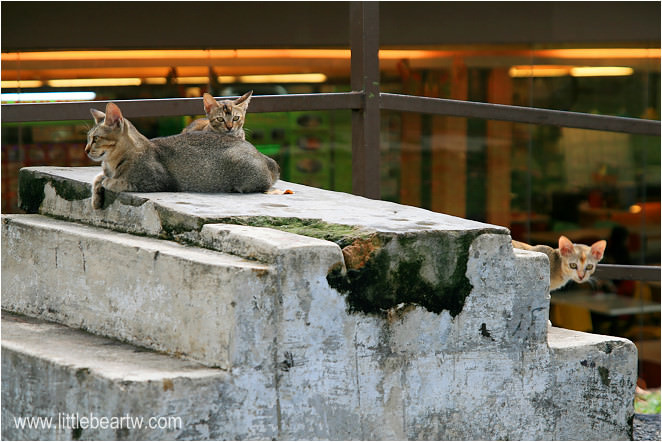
left=84, top=144, right=90, bottom=154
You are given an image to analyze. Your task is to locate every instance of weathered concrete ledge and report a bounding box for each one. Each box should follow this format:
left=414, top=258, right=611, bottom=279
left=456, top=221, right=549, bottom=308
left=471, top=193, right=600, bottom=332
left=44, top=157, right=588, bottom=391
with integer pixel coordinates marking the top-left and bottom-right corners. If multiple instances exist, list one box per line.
left=18, top=166, right=507, bottom=317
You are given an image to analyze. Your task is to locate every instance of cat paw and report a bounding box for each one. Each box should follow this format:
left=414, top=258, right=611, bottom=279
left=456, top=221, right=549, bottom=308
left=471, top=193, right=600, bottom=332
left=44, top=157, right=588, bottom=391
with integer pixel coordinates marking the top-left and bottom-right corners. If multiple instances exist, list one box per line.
left=265, top=188, right=294, bottom=195
left=92, top=187, right=105, bottom=210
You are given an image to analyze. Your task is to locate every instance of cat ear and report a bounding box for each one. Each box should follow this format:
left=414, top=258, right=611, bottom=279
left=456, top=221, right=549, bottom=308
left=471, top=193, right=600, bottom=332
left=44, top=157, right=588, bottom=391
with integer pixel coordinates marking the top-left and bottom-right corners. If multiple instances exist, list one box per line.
left=234, top=90, right=253, bottom=109
left=90, top=108, right=106, bottom=124
left=590, top=240, right=607, bottom=260
left=203, top=93, right=219, bottom=114
left=558, top=236, right=574, bottom=257
left=104, top=102, right=123, bottom=128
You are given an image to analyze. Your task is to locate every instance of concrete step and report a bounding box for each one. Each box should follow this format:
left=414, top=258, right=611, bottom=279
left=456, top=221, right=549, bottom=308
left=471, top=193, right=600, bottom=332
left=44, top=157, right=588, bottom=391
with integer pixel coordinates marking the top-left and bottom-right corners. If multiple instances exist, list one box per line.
left=1, top=214, right=280, bottom=369
left=1, top=311, right=277, bottom=441
left=546, top=326, right=638, bottom=440
left=19, top=166, right=536, bottom=329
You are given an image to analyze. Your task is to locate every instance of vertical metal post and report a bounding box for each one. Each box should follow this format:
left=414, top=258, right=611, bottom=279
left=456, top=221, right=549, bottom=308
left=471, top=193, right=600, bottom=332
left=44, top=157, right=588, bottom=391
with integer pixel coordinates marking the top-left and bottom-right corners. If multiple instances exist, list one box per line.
left=350, top=1, right=380, bottom=199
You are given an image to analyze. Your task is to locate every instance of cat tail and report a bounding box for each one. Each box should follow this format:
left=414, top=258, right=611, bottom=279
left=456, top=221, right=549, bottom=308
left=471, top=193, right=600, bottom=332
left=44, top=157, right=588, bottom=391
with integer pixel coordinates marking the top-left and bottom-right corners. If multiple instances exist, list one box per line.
left=512, top=240, right=535, bottom=251
left=265, top=155, right=280, bottom=184
left=182, top=118, right=209, bottom=133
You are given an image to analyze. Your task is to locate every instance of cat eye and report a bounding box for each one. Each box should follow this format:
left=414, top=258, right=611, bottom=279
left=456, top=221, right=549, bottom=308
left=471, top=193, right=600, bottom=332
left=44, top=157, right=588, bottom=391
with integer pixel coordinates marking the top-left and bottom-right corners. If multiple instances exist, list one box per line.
left=569, top=263, right=577, bottom=269
left=232, top=116, right=240, bottom=121
left=92, top=136, right=98, bottom=143
left=586, top=264, right=594, bottom=270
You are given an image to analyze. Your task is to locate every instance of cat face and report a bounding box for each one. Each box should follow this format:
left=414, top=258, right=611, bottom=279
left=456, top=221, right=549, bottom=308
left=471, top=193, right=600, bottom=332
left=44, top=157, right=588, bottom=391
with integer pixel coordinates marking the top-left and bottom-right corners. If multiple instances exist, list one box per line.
left=558, top=235, right=607, bottom=284
left=203, top=90, right=252, bottom=138
left=85, top=102, right=124, bottom=162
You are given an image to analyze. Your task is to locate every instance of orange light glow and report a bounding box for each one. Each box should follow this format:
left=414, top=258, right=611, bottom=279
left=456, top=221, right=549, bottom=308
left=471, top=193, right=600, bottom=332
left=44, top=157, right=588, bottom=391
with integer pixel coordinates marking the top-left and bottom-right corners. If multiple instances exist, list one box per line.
left=47, top=78, right=142, bottom=87
left=238, top=73, right=327, bottom=83
left=509, top=65, right=573, bottom=77
left=570, top=66, right=634, bottom=77
left=1, top=80, right=43, bottom=88
left=535, top=48, right=660, bottom=59
left=1, top=49, right=455, bottom=62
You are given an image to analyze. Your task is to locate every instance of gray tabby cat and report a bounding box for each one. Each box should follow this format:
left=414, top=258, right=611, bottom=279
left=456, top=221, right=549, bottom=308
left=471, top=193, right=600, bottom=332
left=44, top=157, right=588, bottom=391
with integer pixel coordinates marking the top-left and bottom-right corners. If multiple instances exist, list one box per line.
left=85, top=102, right=279, bottom=209
left=182, top=91, right=252, bottom=139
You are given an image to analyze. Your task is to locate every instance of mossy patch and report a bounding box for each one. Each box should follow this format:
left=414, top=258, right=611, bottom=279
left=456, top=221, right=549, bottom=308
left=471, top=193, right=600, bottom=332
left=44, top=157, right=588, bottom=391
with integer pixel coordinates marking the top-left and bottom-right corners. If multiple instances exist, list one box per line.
left=219, top=216, right=374, bottom=248
left=156, top=206, right=211, bottom=241
left=327, top=230, right=483, bottom=317
left=480, top=323, right=493, bottom=339
left=19, top=169, right=90, bottom=212
left=598, top=366, right=611, bottom=386
left=72, top=426, right=83, bottom=441
left=51, top=178, right=90, bottom=201
left=18, top=170, right=46, bottom=213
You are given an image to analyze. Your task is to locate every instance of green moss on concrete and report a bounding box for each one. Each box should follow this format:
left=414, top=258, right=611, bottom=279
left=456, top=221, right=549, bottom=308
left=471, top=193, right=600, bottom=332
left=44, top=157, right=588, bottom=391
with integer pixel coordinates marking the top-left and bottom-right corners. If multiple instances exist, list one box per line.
left=51, top=179, right=90, bottom=201
left=18, top=170, right=46, bottom=213
left=221, top=216, right=373, bottom=248
left=598, top=366, right=611, bottom=386
left=19, top=168, right=90, bottom=212
left=480, top=323, right=493, bottom=339
left=156, top=206, right=210, bottom=240
left=17, top=166, right=486, bottom=319
left=328, top=230, right=483, bottom=317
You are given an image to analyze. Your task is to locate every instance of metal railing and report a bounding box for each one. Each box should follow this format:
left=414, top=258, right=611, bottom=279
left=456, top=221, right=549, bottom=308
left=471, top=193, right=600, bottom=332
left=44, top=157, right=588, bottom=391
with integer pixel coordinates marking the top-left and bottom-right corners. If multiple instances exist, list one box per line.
left=1, top=2, right=660, bottom=283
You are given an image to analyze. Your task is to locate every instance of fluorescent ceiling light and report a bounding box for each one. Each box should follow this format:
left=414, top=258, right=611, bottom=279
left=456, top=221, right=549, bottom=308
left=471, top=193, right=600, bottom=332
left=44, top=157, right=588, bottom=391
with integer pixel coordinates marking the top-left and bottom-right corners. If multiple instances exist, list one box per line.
left=570, top=66, right=634, bottom=77
left=174, top=76, right=210, bottom=84
left=217, top=76, right=237, bottom=83
left=509, top=65, right=635, bottom=78
left=1, top=80, right=44, bottom=88
left=509, top=65, right=572, bottom=77
left=1, top=91, right=96, bottom=102
left=175, top=76, right=238, bottom=84
left=142, top=77, right=168, bottom=85
left=1, top=49, right=453, bottom=62
left=142, top=76, right=238, bottom=85
left=535, top=49, right=660, bottom=59
left=238, top=73, right=327, bottom=83
left=47, top=78, right=142, bottom=87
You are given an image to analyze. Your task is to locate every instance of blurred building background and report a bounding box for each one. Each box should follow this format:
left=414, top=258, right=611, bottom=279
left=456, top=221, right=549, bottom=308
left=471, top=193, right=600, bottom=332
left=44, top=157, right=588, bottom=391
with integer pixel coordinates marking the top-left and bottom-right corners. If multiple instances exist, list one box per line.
left=2, top=1, right=660, bottom=387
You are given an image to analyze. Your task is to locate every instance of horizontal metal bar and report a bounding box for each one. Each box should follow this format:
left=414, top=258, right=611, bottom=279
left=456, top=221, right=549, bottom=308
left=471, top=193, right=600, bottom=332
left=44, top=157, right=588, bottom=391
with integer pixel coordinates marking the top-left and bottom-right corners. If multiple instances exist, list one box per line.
left=595, top=264, right=661, bottom=281
left=380, top=93, right=661, bottom=136
left=4, top=91, right=660, bottom=137
left=0, top=92, right=364, bottom=123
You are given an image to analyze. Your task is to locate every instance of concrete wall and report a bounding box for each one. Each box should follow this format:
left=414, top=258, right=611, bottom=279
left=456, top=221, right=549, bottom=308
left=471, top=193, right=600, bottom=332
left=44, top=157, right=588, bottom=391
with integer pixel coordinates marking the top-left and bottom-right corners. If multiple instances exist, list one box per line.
left=1, top=166, right=638, bottom=440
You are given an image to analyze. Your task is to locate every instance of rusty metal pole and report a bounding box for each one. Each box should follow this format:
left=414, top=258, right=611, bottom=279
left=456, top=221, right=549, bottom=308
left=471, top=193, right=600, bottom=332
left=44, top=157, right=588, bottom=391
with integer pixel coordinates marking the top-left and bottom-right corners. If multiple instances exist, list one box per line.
left=350, top=1, right=381, bottom=199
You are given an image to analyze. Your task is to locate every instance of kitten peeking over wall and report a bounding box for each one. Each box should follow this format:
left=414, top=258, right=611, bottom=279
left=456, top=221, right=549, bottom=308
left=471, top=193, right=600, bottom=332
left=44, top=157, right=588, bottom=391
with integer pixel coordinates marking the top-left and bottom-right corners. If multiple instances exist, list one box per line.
left=512, top=235, right=607, bottom=291
left=85, top=101, right=279, bottom=209
left=183, top=91, right=253, bottom=139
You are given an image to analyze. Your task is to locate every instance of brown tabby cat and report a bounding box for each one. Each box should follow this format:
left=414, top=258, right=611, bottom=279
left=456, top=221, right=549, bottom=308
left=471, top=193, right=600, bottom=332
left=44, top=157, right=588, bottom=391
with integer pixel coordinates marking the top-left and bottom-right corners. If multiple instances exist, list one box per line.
left=512, top=235, right=607, bottom=291
left=85, top=102, right=279, bottom=209
left=182, top=91, right=252, bottom=139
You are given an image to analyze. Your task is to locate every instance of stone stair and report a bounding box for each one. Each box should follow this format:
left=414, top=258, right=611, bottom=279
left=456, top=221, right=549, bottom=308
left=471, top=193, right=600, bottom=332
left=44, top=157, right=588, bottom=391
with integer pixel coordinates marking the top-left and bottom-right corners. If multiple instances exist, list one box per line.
left=1, top=166, right=638, bottom=440
left=2, top=312, right=227, bottom=441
